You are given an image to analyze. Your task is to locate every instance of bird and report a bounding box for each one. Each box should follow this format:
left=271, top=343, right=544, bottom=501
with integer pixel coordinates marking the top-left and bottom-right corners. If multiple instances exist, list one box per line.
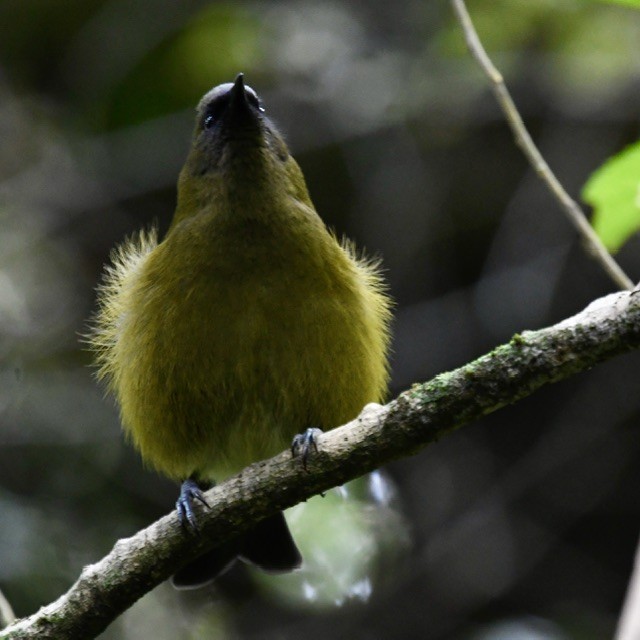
left=88, top=73, right=392, bottom=588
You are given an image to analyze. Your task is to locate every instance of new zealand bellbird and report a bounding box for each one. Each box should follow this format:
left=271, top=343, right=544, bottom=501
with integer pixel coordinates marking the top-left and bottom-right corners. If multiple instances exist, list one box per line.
left=89, top=74, right=392, bottom=588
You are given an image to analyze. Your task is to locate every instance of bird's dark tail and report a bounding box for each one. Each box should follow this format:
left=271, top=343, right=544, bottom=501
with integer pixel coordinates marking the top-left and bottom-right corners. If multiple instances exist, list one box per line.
left=172, top=511, right=302, bottom=589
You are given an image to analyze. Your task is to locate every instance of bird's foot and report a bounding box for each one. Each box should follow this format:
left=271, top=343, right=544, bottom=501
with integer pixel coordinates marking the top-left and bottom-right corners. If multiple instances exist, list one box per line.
left=291, top=428, right=323, bottom=470
left=176, top=478, right=210, bottom=531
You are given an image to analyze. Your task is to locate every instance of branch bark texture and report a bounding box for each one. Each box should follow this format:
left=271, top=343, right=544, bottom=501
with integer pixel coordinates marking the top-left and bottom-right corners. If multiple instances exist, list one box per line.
left=3, top=290, right=640, bottom=639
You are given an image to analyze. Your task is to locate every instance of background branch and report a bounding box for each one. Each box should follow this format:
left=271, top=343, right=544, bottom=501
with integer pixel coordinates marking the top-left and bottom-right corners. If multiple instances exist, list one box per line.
left=2, top=289, right=640, bottom=639
left=616, top=531, right=640, bottom=640
left=0, top=590, right=14, bottom=631
left=451, top=0, right=634, bottom=291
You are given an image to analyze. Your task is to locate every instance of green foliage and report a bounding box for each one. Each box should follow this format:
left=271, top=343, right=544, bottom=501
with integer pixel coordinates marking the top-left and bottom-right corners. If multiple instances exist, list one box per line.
left=595, top=0, right=640, bottom=7
left=106, top=4, right=263, bottom=129
left=582, top=141, right=640, bottom=252
left=252, top=476, right=408, bottom=610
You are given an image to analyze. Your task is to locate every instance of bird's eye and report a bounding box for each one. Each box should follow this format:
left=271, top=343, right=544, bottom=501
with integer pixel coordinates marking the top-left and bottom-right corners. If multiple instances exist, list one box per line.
left=246, top=90, right=265, bottom=113
left=202, top=93, right=230, bottom=129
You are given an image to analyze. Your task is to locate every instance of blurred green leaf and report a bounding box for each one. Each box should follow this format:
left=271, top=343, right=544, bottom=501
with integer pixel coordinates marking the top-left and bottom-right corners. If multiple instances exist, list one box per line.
left=252, top=475, right=408, bottom=610
left=582, top=141, right=640, bottom=252
left=594, top=0, right=640, bottom=8
left=106, top=4, right=263, bottom=129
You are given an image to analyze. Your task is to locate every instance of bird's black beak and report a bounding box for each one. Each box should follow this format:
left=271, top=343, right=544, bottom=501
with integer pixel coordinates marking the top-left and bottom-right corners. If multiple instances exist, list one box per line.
left=228, top=73, right=249, bottom=113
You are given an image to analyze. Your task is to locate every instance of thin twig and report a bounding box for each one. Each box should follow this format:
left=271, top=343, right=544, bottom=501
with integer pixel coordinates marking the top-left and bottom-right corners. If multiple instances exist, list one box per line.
left=451, top=0, right=634, bottom=291
left=0, top=589, right=15, bottom=630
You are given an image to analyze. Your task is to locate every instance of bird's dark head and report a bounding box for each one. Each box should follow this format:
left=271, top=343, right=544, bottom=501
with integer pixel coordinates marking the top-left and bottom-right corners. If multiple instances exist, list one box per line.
left=174, top=74, right=312, bottom=227
left=188, top=74, right=289, bottom=175
left=197, top=74, right=263, bottom=137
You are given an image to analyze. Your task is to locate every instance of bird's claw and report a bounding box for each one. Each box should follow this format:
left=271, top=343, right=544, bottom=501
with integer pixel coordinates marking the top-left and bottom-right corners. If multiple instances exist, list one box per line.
left=291, top=428, right=323, bottom=470
left=176, top=478, right=210, bottom=531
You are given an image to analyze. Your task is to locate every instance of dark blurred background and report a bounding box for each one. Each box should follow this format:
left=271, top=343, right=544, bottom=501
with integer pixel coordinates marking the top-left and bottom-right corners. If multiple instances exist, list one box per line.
left=1, top=1, right=640, bottom=638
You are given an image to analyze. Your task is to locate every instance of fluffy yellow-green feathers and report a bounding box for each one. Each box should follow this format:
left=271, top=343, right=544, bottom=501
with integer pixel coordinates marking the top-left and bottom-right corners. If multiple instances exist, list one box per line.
left=88, top=222, right=391, bottom=482
left=89, top=227, right=158, bottom=394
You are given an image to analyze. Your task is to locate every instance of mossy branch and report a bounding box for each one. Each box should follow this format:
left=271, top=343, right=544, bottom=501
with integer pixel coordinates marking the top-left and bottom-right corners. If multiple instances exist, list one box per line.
left=3, top=289, right=640, bottom=639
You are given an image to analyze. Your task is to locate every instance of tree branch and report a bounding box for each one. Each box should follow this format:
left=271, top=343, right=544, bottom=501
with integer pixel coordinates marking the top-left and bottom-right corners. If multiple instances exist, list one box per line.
left=0, top=589, right=15, bottom=631
left=616, top=530, right=640, bottom=640
left=450, top=0, right=634, bottom=291
left=2, top=289, right=640, bottom=639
